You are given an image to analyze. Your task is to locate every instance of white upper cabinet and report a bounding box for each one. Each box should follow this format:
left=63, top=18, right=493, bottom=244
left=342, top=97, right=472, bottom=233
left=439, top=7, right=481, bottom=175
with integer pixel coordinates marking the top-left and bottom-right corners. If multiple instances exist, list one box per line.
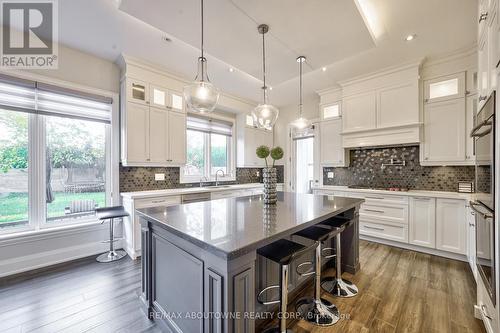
left=424, top=72, right=465, bottom=103
left=168, top=111, right=187, bottom=164
left=124, top=102, right=149, bottom=163
left=466, top=93, right=478, bottom=162
left=377, top=82, right=419, bottom=127
left=422, top=98, right=466, bottom=163
left=149, top=107, right=169, bottom=163
left=321, top=102, right=341, bottom=120
left=342, top=91, right=377, bottom=132
left=150, top=85, right=185, bottom=113
left=126, top=78, right=149, bottom=105
left=169, top=91, right=185, bottom=113
left=320, top=119, right=348, bottom=167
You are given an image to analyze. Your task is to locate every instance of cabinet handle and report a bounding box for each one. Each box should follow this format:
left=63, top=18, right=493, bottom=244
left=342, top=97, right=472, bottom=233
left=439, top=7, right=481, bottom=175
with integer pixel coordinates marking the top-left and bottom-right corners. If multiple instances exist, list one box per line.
left=151, top=200, right=166, bottom=204
left=364, top=225, right=385, bottom=231
left=365, top=209, right=385, bottom=213
left=469, top=223, right=475, bottom=227
left=481, top=304, right=493, bottom=321
left=479, top=12, right=488, bottom=23
left=366, top=196, right=384, bottom=200
left=479, top=95, right=488, bottom=102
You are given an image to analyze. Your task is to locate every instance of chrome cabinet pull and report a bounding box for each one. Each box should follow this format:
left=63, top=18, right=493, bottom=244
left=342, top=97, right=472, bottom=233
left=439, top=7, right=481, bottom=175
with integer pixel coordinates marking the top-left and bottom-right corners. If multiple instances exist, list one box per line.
left=366, top=196, right=384, bottom=200
left=481, top=304, right=493, bottom=320
left=364, top=225, right=385, bottom=231
left=479, top=95, right=488, bottom=102
left=470, top=201, right=494, bottom=220
left=479, top=12, right=488, bottom=23
left=151, top=199, right=166, bottom=204
left=365, top=209, right=385, bottom=213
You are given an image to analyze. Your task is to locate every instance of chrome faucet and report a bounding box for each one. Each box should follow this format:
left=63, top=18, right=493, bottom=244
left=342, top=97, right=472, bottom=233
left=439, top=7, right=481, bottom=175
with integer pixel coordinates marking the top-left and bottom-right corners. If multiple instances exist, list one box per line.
left=199, top=176, right=209, bottom=187
left=215, top=169, right=225, bottom=186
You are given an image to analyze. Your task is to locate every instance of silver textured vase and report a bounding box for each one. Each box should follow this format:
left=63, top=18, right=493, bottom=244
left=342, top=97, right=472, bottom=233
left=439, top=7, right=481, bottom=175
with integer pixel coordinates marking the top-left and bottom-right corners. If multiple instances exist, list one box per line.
left=262, top=167, right=277, bottom=204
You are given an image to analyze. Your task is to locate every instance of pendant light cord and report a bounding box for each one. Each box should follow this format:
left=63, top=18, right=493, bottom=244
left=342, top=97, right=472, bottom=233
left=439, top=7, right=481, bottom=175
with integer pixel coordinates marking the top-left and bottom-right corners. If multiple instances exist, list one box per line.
left=201, top=0, right=204, bottom=60
left=262, top=31, right=267, bottom=104
left=299, top=59, right=303, bottom=117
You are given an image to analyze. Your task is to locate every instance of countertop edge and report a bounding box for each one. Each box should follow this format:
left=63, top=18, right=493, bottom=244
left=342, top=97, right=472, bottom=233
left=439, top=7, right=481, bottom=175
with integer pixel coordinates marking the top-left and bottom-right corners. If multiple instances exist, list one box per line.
left=313, top=186, right=473, bottom=200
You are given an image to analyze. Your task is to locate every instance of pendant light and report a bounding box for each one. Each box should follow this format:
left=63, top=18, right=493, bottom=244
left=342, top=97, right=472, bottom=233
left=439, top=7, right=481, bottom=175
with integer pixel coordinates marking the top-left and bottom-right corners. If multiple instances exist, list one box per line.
left=183, top=0, right=220, bottom=113
left=251, top=24, right=279, bottom=130
left=291, top=56, right=311, bottom=129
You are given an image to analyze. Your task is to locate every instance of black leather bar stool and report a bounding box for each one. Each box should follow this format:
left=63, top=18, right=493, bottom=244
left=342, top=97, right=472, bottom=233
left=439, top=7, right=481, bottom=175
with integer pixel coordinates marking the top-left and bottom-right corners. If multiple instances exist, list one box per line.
left=319, top=216, right=359, bottom=298
left=293, top=225, right=345, bottom=326
left=95, top=206, right=129, bottom=263
left=257, top=238, right=314, bottom=333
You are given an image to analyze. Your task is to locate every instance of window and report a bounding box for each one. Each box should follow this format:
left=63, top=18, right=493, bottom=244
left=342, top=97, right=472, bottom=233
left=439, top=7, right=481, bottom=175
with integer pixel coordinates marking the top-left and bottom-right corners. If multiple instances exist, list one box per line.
left=429, top=78, right=458, bottom=100
left=182, top=115, right=234, bottom=182
left=0, top=75, right=114, bottom=234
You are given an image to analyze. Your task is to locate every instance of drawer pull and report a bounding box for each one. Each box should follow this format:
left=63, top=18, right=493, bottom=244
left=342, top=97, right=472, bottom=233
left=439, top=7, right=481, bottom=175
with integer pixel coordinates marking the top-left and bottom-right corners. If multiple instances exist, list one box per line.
left=364, top=225, right=385, bottom=231
left=364, top=209, right=385, bottom=213
left=479, top=12, right=488, bottom=23
left=151, top=200, right=166, bottom=204
left=366, top=196, right=384, bottom=200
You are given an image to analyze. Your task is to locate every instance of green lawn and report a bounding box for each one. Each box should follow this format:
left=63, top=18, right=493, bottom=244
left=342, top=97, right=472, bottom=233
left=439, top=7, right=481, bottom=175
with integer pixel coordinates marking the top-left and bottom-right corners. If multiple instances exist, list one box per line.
left=0, top=192, right=106, bottom=224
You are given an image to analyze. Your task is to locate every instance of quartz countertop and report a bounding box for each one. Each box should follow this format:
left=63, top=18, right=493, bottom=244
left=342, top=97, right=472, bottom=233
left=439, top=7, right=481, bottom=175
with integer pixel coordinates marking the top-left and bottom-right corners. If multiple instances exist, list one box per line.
left=313, top=185, right=473, bottom=201
left=121, top=183, right=265, bottom=199
left=136, top=192, right=363, bottom=259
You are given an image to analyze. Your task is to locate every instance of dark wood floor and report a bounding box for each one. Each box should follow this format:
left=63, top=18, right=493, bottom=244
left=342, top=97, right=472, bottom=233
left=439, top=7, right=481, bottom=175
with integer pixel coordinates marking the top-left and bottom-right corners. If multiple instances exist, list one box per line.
left=0, top=241, right=485, bottom=333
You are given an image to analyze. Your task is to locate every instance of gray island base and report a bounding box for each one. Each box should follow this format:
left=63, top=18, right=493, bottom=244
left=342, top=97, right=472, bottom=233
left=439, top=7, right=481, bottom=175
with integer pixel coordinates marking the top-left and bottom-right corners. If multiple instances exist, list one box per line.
left=137, top=192, right=363, bottom=333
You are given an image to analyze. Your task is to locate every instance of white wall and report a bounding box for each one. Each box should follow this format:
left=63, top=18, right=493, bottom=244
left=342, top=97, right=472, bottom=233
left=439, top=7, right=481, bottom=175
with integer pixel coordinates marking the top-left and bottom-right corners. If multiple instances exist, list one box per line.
left=274, top=94, right=320, bottom=190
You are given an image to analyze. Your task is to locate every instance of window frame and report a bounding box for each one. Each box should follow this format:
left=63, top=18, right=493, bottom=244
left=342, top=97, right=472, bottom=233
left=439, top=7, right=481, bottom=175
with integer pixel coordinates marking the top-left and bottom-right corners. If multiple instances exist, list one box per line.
left=180, top=113, right=236, bottom=184
left=0, top=71, right=119, bottom=236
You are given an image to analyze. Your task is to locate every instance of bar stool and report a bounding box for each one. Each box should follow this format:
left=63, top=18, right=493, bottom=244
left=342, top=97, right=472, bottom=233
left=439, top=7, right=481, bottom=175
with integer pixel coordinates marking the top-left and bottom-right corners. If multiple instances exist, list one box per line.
left=320, top=217, right=359, bottom=298
left=95, top=206, right=129, bottom=263
left=257, top=238, right=314, bottom=333
left=293, top=225, right=345, bottom=326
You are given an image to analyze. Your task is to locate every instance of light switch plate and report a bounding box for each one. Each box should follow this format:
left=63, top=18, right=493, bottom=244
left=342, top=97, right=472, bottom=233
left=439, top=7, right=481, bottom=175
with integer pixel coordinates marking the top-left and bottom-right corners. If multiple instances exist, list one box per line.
left=155, top=173, right=165, bottom=181
left=327, top=172, right=334, bottom=179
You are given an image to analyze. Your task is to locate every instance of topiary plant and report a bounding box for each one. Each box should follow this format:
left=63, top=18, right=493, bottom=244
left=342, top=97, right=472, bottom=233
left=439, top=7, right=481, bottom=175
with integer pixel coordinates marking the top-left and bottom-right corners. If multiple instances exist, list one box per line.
left=270, top=146, right=284, bottom=167
left=256, top=145, right=270, bottom=167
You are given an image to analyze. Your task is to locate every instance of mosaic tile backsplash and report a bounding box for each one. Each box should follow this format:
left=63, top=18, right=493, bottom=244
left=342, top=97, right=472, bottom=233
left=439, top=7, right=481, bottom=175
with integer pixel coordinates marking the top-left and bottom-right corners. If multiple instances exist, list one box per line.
left=323, top=146, right=475, bottom=192
left=119, top=166, right=284, bottom=192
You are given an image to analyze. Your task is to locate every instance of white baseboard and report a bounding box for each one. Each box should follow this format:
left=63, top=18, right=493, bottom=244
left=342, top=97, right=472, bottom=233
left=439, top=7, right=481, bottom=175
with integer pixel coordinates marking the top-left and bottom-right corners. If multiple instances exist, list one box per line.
left=360, top=235, right=468, bottom=262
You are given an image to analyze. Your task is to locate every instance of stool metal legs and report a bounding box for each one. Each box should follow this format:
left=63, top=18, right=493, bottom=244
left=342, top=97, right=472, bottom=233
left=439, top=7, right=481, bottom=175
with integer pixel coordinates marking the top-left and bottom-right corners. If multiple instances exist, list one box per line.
left=321, top=233, right=358, bottom=298
left=296, top=241, right=340, bottom=326
left=97, top=218, right=127, bottom=263
left=262, top=263, right=294, bottom=333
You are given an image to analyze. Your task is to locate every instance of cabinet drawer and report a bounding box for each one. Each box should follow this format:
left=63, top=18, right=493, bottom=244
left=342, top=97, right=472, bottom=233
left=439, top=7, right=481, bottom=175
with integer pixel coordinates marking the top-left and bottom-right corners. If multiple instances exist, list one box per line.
left=360, top=203, right=408, bottom=224
left=362, top=193, right=408, bottom=205
left=211, top=191, right=239, bottom=200
left=136, top=195, right=181, bottom=209
left=360, top=220, right=408, bottom=243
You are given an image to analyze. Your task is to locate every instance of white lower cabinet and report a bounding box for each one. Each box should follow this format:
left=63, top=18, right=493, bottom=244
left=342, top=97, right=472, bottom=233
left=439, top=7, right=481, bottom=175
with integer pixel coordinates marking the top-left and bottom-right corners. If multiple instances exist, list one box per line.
left=466, top=205, right=477, bottom=280
left=435, top=198, right=467, bottom=254
left=409, top=197, right=436, bottom=248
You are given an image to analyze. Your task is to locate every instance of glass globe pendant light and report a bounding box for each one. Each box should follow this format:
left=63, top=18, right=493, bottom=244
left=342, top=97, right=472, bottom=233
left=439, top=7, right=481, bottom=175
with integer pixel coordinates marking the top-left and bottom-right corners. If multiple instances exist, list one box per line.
left=183, top=0, right=220, bottom=113
left=251, top=24, right=279, bottom=130
left=291, top=56, right=311, bottom=129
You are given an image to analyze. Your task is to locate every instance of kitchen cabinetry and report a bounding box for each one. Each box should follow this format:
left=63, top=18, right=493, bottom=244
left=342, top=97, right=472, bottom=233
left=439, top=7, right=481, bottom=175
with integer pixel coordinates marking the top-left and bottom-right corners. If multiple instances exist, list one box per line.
left=121, top=76, right=187, bottom=166
left=342, top=92, right=377, bottom=132
left=422, top=98, right=466, bottom=163
left=466, top=93, right=478, bottom=162
left=435, top=198, right=467, bottom=255
left=321, top=102, right=341, bottom=120
left=409, top=197, right=436, bottom=248
left=320, top=119, right=348, bottom=167
left=466, top=205, right=477, bottom=281
left=236, top=114, right=273, bottom=167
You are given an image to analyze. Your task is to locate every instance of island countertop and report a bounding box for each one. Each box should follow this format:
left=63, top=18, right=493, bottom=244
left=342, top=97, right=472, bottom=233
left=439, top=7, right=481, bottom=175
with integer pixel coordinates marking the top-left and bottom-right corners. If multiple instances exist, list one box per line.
left=136, top=192, right=364, bottom=259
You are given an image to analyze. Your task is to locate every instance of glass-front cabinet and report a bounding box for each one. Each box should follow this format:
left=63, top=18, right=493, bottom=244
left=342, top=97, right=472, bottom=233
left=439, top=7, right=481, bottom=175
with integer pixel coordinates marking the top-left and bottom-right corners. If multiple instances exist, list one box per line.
left=424, top=72, right=465, bottom=104
left=126, top=78, right=149, bottom=105
left=321, top=101, right=341, bottom=120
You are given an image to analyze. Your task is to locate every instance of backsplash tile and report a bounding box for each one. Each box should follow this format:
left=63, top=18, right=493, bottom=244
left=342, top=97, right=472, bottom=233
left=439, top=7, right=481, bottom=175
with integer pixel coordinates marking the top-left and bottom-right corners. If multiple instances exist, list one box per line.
left=119, top=165, right=284, bottom=192
left=323, top=146, right=475, bottom=192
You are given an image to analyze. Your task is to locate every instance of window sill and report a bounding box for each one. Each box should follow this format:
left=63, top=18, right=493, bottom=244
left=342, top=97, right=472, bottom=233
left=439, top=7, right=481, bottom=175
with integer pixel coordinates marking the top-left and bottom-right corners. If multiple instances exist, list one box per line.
left=0, top=219, right=111, bottom=245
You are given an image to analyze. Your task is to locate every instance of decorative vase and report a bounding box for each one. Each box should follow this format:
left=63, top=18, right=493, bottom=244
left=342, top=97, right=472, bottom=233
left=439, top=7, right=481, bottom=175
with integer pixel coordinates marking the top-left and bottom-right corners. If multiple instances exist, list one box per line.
left=262, top=167, right=277, bottom=204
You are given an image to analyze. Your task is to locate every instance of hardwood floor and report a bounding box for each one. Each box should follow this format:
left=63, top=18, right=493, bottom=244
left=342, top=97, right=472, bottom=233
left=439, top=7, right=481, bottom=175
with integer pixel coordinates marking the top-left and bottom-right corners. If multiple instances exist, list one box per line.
left=0, top=241, right=484, bottom=333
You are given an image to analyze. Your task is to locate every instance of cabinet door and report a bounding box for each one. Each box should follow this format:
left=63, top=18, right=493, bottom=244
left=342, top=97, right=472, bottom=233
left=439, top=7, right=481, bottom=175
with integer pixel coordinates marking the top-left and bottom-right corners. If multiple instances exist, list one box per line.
left=466, top=93, right=478, bottom=162
left=320, top=119, right=346, bottom=166
left=436, top=199, right=467, bottom=254
left=150, top=84, right=168, bottom=108
left=126, top=103, right=149, bottom=163
left=342, top=92, right=377, bottom=132
left=149, top=107, right=168, bottom=163
left=378, top=83, right=419, bottom=127
left=126, top=78, right=149, bottom=105
left=424, top=72, right=465, bottom=104
left=422, top=98, right=466, bottom=163
left=488, top=5, right=499, bottom=92
left=169, top=90, right=185, bottom=113
left=168, top=111, right=187, bottom=164
left=409, top=197, right=436, bottom=248
left=321, top=102, right=341, bottom=120
left=466, top=206, right=477, bottom=280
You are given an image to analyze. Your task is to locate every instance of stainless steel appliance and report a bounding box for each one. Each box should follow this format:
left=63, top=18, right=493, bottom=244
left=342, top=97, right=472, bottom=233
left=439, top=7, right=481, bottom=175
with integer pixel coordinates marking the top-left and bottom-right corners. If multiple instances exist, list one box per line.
left=470, top=91, right=496, bottom=305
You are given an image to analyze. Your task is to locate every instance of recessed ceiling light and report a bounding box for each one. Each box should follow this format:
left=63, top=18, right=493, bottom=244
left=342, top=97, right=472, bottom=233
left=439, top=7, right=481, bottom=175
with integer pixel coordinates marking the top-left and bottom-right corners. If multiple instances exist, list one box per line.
left=405, top=34, right=416, bottom=42
left=228, top=67, right=234, bottom=72
left=322, top=67, right=327, bottom=72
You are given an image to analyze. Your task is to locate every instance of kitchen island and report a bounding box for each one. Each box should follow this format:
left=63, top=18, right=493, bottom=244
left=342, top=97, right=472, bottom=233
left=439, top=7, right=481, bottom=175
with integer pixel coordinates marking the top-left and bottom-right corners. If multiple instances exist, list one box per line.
left=137, top=192, right=363, bottom=333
